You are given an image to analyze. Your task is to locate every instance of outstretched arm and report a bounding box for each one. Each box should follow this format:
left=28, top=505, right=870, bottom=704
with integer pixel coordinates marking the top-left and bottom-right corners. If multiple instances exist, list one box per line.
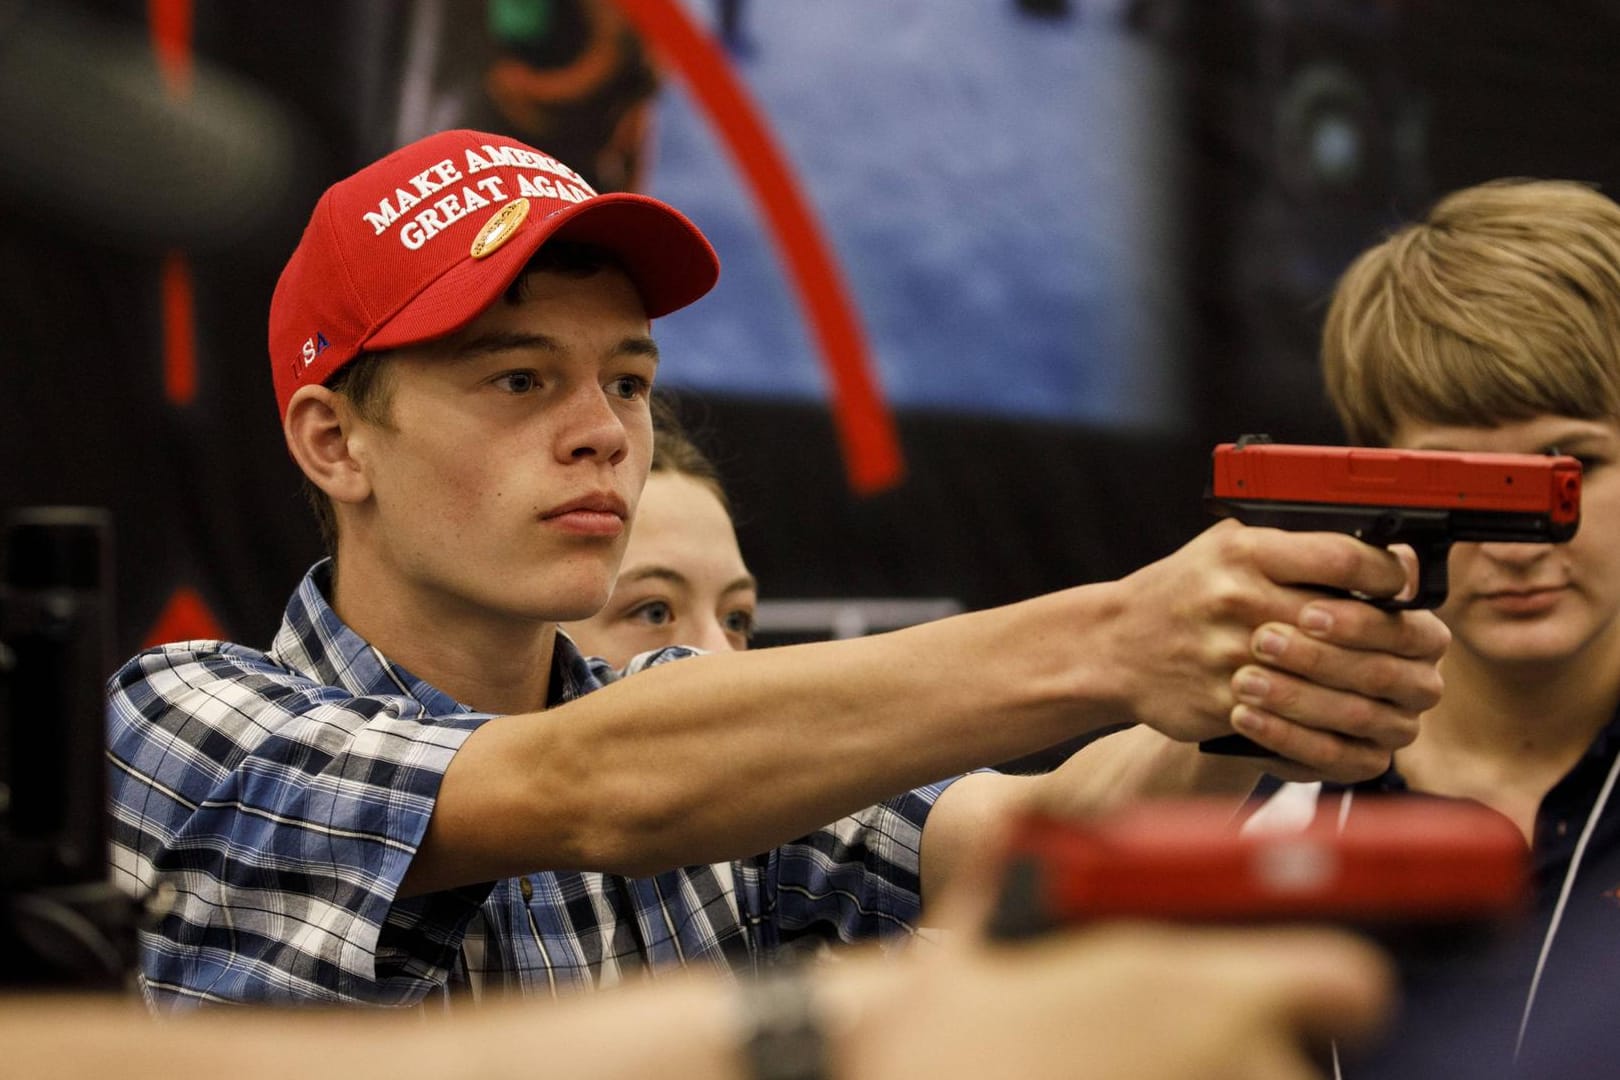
left=407, top=520, right=1447, bottom=894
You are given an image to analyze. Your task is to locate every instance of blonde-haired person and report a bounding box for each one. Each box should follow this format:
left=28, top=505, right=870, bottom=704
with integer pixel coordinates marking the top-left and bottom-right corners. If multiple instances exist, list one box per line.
left=563, top=401, right=755, bottom=666
left=1250, top=178, right=1620, bottom=1076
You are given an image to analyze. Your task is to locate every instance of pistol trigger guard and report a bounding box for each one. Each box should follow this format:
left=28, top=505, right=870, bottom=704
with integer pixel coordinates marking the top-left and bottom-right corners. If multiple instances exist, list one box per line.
left=1372, top=541, right=1451, bottom=611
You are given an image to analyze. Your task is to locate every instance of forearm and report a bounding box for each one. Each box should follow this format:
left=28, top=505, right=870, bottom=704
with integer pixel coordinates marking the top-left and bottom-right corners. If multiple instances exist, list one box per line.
left=3, top=986, right=741, bottom=1080
left=410, top=585, right=1139, bottom=891
left=6, top=922, right=1393, bottom=1080
left=1042, top=724, right=1261, bottom=812
left=413, top=519, right=1449, bottom=892
left=917, top=729, right=1261, bottom=908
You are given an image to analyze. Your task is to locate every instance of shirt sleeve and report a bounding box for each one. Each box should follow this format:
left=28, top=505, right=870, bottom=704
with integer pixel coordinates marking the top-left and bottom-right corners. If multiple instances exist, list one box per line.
left=616, top=644, right=967, bottom=951
left=106, top=642, right=495, bottom=1008
left=740, top=776, right=968, bottom=951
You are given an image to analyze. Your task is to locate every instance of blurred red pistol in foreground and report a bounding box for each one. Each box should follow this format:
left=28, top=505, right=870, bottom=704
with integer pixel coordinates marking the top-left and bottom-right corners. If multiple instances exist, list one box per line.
left=987, top=798, right=1527, bottom=955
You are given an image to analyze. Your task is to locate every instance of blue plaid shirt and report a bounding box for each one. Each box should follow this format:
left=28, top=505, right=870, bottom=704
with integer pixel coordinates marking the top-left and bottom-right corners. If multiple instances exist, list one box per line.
left=107, top=561, right=958, bottom=1010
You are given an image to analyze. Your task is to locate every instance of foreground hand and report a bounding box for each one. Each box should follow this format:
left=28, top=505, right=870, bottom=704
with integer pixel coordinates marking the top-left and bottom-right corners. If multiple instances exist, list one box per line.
left=1109, top=520, right=1447, bottom=782
left=847, top=922, right=1394, bottom=1080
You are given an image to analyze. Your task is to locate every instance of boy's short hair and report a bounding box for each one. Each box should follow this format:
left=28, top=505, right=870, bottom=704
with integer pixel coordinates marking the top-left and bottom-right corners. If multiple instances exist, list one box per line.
left=1322, top=178, right=1620, bottom=446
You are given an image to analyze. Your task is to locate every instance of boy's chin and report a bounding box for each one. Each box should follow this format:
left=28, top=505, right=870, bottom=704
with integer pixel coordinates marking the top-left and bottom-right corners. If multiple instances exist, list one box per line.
left=542, top=585, right=616, bottom=624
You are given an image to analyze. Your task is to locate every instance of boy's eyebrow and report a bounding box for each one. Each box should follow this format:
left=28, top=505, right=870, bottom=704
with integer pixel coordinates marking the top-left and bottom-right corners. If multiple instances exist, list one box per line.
left=622, top=335, right=661, bottom=364
left=449, top=330, right=660, bottom=364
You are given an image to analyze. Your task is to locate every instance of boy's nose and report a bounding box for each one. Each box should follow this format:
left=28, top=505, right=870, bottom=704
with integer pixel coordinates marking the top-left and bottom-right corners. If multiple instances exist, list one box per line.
left=560, top=390, right=629, bottom=464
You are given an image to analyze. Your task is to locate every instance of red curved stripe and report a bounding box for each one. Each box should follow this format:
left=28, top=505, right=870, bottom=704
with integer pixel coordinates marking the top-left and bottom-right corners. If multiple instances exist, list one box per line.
left=148, top=1, right=198, bottom=409
left=146, top=0, right=194, bottom=99
left=610, top=0, right=905, bottom=494
left=160, top=251, right=197, bottom=405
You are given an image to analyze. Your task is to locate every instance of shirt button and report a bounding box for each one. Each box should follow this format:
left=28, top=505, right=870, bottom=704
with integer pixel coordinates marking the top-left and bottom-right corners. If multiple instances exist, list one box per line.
left=1556, top=820, right=1569, bottom=838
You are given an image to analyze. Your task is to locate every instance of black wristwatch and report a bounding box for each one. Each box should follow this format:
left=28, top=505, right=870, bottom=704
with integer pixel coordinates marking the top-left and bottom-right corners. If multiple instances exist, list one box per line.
left=737, top=964, right=831, bottom=1080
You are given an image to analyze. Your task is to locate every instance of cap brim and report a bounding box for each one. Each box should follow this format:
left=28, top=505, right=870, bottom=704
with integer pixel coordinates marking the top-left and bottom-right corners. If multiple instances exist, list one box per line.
left=365, top=192, right=719, bottom=353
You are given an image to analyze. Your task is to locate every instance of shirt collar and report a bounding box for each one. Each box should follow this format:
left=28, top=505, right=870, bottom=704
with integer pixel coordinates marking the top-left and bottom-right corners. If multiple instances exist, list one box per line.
left=268, top=559, right=610, bottom=712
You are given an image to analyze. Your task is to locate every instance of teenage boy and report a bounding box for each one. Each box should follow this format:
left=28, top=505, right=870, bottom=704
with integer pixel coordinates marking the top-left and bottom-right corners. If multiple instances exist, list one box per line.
left=108, top=128, right=1446, bottom=1008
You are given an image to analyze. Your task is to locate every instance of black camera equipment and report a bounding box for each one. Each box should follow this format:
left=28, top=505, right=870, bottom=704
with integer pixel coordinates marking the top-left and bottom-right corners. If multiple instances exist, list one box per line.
left=0, top=507, right=139, bottom=988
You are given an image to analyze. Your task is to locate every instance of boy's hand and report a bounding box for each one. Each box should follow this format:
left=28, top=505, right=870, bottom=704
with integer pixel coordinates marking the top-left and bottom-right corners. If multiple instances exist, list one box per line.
left=1104, top=520, right=1448, bottom=782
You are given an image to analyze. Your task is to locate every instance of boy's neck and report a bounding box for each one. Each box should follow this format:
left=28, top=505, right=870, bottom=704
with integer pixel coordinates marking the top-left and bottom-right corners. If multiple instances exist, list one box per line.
left=329, top=555, right=558, bottom=716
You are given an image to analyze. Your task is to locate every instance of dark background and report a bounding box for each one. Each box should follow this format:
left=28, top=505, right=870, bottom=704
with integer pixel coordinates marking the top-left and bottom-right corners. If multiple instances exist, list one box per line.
left=3, top=0, right=1619, bottom=674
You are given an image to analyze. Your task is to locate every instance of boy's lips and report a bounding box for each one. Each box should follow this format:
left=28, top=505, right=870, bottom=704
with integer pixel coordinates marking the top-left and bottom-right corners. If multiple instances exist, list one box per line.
left=543, top=492, right=629, bottom=519
left=541, top=492, right=629, bottom=537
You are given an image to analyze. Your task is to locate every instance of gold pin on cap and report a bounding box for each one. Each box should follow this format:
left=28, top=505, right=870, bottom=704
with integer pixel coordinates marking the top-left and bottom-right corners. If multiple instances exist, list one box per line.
left=470, top=198, right=531, bottom=259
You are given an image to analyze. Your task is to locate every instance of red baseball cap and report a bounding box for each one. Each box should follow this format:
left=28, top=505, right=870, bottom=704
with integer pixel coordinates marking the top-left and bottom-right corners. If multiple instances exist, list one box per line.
left=268, top=129, right=719, bottom=419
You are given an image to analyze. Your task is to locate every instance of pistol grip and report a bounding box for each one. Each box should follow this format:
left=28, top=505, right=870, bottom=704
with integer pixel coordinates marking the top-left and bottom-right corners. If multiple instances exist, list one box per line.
left=1198, top=733, right=1278, bottom=758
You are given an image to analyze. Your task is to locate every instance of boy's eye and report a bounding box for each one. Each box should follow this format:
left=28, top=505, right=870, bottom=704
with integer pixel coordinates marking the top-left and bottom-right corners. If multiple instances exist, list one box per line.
left=608, top=375, right=650, bottom=400
left=723, top=609, right=756, bottom=638
left=493, top=372, right=537, bottom=393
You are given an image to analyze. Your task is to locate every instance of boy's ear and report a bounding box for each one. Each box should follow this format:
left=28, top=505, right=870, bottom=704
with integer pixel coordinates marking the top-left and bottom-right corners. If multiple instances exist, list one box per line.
left=284, top=385, right=373, bottom=506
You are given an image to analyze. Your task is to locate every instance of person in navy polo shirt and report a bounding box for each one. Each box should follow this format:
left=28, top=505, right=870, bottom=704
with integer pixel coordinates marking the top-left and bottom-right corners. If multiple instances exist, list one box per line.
left=105, top=128, right=1447, bottom=1011
left=1248, top=178, right=1620, bottom=1076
